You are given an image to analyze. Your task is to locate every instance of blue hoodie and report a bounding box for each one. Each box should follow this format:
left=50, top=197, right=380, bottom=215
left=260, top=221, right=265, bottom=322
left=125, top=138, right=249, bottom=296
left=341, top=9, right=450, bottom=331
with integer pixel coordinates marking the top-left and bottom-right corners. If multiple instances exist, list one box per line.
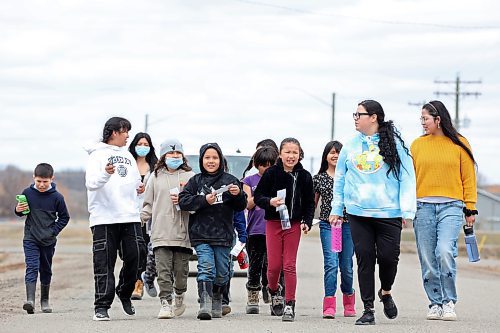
left=331, top=133, right=416, bottom=220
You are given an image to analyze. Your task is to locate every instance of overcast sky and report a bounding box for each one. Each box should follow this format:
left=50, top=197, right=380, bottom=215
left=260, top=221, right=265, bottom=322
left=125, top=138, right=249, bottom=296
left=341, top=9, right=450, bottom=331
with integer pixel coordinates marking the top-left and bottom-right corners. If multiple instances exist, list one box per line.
left=1, top=0, right=499, bottom=184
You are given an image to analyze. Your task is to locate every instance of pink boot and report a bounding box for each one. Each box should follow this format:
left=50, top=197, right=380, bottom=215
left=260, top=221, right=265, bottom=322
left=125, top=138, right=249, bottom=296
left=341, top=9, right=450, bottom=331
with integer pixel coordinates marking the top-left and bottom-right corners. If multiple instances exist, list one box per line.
left=343, top=292, right=356, bottom=317
left=322, top=296, right=336, bottom=319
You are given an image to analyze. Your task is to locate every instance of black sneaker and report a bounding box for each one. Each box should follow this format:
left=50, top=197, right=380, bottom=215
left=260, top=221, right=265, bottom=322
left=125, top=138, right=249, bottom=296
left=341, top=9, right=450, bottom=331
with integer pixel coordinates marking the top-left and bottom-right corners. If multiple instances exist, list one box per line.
left=119, top=298, right=136, bottom=316
left=355, top=309, right=375, bottom=325
left=282, top=301, right=295, bottom=322
left=269, top=286, right=284, bottom=316
left=378, top=289, right=398, bottom=319
left=93, top=308, right=110, bottom=321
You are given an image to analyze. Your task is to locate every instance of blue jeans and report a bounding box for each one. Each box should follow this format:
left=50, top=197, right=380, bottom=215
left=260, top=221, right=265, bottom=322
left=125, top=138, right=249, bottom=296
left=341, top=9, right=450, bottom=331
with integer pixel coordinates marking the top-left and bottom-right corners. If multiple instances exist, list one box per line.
left=319, top=220, right=355, bottom=297
left=414, top=200, right=463, bottom=306
left=195, top=244, right=231, bottom=287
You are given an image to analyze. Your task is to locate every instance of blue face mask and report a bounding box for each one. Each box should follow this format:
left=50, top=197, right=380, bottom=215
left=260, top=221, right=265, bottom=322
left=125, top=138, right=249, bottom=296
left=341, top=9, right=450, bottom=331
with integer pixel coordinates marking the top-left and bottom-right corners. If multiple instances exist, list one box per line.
left=165, top=157, right=183, bottom=170
left=135, top=146, right=150, bottom=157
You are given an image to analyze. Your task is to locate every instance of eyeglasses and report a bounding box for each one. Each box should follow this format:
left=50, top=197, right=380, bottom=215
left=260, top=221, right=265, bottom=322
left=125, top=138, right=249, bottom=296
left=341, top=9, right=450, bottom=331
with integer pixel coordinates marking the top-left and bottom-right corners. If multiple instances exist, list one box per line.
left=352, top=112, right=371, bottom=120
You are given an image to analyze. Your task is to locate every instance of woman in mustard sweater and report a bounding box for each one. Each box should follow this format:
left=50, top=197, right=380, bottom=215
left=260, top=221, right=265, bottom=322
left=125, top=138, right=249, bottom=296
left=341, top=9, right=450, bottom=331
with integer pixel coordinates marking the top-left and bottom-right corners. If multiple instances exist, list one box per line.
left=411, top=100, right=477, bottom=322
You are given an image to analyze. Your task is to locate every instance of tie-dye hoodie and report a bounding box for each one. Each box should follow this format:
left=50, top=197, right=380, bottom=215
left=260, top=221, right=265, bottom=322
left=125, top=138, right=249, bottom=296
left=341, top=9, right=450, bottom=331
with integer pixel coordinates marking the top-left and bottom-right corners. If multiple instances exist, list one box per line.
left=331, top=132, right=416, bottom=220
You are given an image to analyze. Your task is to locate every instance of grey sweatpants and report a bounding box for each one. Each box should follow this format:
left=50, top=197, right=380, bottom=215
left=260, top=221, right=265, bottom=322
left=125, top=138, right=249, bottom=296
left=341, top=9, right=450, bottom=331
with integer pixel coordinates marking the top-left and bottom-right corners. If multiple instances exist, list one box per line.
left=154, top=247, right=191, bottom=300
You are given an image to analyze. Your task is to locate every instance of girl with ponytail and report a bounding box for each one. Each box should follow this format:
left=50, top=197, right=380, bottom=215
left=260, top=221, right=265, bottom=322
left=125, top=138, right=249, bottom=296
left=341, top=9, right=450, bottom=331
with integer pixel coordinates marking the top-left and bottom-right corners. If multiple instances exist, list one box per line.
left=411, top=100, right=477, bottom=321
left=329, top=100, right=416, bottom=325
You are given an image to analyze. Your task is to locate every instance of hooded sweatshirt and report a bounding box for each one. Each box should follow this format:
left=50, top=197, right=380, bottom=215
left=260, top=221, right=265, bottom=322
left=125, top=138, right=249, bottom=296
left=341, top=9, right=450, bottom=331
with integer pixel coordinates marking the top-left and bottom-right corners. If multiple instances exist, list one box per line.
left=178, top=143, right=247, bottom=247
left=141, top=168, right=195, bottom=249
left=85, top=142, right=142, bottom=227
left=331, top=132, right=416, bottom=219
left=254, top=159, right=315, bottom=229
left=15, top=183, right=70, bottom=246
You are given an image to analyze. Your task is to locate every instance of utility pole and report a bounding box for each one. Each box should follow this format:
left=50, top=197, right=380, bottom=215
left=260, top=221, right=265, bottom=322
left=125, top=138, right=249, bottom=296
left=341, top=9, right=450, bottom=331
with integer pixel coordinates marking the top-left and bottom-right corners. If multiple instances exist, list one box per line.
left=434, top=74, right=481, bottom=131
left=144, top=114, right=149, bottom=132
left=331, top=93, right=335, bottom=141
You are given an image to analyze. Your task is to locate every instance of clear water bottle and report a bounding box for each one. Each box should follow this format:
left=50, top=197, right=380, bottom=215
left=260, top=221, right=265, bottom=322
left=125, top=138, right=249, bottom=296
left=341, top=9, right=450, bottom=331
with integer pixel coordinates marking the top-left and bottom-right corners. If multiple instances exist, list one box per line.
left=463, top=225, right=480, bottom=262
left=331, top=223, right=342, bottom=253
left=278, top=204, right=291, bottom=230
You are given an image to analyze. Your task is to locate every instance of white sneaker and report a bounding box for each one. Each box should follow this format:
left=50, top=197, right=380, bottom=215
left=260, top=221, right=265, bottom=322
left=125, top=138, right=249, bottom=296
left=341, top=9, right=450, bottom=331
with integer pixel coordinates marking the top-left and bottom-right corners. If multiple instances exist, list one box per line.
left=426, top=304, right=443, bottom=320
left=158, top=299, right=175, bottom=319
left=174, top=292, right=186, bottom=316
left=442, top=301, right=457, bottom=321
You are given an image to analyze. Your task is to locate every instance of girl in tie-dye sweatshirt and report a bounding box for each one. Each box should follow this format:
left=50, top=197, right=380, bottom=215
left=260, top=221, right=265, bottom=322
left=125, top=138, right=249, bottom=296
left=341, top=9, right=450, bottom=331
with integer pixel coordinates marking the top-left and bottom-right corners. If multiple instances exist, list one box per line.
left=329, top=100, right=416, bottom=326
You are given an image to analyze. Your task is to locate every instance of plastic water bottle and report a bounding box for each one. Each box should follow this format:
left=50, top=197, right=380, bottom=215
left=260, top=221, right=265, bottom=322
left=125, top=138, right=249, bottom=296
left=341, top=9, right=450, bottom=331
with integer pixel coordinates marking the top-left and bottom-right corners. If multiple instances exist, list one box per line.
left=278, top=205, right=291, bottom=230
left=463, top=225, right=480, bottom=262
left=331, top=223, right=342, bottom=253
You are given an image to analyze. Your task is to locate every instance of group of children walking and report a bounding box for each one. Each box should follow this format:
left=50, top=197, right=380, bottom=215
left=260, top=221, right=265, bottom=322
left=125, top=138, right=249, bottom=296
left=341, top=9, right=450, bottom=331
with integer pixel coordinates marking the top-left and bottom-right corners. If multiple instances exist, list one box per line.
left=15, top=98, right=478, bottom=326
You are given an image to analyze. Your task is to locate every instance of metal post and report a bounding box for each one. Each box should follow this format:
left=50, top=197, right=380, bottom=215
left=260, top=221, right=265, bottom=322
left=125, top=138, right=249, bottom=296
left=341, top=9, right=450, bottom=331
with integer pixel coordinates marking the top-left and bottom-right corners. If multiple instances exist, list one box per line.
left=331, top=93, right=335, bottom=140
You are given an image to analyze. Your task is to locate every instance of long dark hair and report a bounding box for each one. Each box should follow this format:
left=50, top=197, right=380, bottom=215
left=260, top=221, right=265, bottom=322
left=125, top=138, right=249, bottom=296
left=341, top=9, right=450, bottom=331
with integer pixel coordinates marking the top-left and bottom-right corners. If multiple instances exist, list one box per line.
left=359, top=100, right=410, bottom=180
left=317, top=140, right=343, bottom=175
left=242, top=138, right=279, bottom=178
left=102, top=117, right=131, bottom=143
left=128, top=132, right=158, bottom=172
left=423, top=100, right=476, bottom=164
left=154, top=153, right=192, bottom=176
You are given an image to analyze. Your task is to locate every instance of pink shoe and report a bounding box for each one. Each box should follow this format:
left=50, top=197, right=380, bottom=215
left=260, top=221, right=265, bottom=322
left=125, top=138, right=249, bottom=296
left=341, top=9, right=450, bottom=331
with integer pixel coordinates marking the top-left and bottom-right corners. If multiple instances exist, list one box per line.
left=322, top=296, right=336, bottom=319
left=343, top=292, right=356, bottom=317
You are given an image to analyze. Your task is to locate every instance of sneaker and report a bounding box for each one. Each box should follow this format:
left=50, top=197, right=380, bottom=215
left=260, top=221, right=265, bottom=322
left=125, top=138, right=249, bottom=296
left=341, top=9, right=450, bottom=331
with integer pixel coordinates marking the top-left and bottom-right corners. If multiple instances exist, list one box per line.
left=158, top=298, right=174, bottom=319
left=174, top=292, right=186, bottom=316
left=282, top=303, right=295, bottom=322
left=442, top=301, right=457, bottom=321
left=222, top=304, right=232, bottom=316
left=355, top=309, right=375, bottom=325
left=246, top=290, right=260, bottom=314
left=119, top=298, right=136, bottom=316
left=427, top=304, right=443, bottom=320
left=93, top=308, right=110, bottom=321
left=269, top=286, right=284, bottom=316
left=378, top=289, right=398, bottom=319
left=141, top=271, right=158, bottom=298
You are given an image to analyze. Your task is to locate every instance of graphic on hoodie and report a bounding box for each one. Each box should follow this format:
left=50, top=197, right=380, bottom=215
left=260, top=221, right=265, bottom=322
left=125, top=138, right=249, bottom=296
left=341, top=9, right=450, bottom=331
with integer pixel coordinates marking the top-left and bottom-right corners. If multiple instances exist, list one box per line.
left=353, top=139, right=384, bottom=173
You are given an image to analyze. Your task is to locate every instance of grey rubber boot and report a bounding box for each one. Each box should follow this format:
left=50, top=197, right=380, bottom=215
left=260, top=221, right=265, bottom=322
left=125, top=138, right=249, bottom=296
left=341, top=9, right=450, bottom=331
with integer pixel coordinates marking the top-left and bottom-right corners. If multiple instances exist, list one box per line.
left=197, top=281, right=213, bottom=320
left=212, top=284, right=224, bottom=318
left=41, top=284, right=52, bottom=313
left=23, top=283, right=36, bottom=314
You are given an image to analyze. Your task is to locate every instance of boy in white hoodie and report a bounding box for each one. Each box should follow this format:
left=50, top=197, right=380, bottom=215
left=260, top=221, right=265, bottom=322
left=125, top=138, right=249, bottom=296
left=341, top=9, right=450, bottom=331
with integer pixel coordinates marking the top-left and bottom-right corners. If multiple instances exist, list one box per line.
left=85, top=117, right=146, bottom=321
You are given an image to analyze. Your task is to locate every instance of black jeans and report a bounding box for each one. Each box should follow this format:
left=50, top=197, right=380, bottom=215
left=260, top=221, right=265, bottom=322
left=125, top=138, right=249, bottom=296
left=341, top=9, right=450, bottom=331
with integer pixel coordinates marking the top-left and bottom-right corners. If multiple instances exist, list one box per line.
left=246, top=235, right=268, bottom=291
left=137, top=224, right=150, bottom=279
left=348, top=214, right=402, bottom=309
left=91, top=222, right=145, bottom=309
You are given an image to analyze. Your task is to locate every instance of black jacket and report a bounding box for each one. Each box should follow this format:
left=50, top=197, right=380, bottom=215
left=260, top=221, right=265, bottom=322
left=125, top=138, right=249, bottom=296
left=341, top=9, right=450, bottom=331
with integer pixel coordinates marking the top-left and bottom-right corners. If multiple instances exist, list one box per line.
left=178, top=143, right=247, bottom=247
left=254, top=159, right=314, bottom=229
left=15, top=184, right=70, bottom=246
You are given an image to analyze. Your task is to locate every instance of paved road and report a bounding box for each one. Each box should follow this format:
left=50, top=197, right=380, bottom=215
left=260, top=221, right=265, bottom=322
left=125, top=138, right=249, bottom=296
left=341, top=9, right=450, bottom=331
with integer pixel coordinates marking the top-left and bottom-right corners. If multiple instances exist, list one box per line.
left=1, top=230, right=499, bottom=333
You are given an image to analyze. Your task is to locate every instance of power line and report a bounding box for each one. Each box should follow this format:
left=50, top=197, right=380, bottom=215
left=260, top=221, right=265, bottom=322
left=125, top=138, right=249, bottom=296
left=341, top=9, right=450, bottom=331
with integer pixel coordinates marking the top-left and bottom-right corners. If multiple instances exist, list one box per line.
left=434, top=75, right=481, bottom=131
left=233, top=0, right=500, bottom=30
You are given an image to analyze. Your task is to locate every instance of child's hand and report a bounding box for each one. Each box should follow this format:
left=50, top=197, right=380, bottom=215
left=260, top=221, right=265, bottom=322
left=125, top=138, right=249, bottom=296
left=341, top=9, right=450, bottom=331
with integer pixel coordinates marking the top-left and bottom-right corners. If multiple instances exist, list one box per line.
left=15, top=202, right=29, bottom=213
left=206, top=193, right=216, bottom=205
left=228, top=184, right=240, bottom=196
left=328, top=215, right=343, bottom=226
left=270, top=197, right=284, bottom=207
left=136, top=183, right=145, bottom=195
left=301, top=223, right=309, bottom=235
left=105, top=163, right=115, bottom=175
left=170, top=194, right=179, bottom=205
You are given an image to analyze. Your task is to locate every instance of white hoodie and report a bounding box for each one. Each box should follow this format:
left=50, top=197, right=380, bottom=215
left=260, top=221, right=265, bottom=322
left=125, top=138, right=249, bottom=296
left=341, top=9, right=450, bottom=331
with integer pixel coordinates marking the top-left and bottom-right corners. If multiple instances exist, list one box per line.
left=85, top=142, right=141, bottom=227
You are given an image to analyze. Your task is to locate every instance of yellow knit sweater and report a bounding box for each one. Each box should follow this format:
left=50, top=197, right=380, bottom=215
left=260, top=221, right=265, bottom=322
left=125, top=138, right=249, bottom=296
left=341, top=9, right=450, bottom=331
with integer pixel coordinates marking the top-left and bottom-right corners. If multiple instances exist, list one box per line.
left=410, top=134, right=477, bottom=210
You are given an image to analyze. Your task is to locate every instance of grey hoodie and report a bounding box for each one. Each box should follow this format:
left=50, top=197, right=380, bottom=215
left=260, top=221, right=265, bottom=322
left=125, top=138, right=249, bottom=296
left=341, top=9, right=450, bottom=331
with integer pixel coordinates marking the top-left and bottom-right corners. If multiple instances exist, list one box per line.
left=141, top=168, right=195, bottom=249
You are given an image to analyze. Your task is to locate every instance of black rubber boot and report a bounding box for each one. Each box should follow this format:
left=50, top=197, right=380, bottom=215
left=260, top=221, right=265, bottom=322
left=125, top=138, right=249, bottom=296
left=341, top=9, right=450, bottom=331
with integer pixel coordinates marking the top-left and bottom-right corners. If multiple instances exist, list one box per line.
left=41, top=284, right=52, bottom=313
left=212, top=284, right=224, bottom=318
left=197, top=281, right=213, bottom=320
left=23, top=283, right=36, bottom=314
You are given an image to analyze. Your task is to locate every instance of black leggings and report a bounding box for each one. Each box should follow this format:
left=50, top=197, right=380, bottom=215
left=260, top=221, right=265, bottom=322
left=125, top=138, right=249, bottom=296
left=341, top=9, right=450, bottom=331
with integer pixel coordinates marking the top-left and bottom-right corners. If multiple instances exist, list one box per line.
left=348, top=214, right=402, bottom=309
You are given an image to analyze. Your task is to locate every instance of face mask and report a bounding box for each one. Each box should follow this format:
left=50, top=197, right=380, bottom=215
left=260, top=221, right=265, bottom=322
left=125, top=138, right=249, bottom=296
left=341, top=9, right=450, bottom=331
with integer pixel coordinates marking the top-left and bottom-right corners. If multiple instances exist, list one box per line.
left=135, top=146, right=150, bottom=157
left=165, top=157, right=183, bottom=170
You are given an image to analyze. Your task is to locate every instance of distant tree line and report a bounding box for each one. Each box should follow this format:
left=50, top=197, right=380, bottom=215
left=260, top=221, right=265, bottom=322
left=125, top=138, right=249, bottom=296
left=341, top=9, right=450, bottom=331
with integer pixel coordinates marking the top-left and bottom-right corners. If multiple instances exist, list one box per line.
left=0, top=165, right=88, bottom=220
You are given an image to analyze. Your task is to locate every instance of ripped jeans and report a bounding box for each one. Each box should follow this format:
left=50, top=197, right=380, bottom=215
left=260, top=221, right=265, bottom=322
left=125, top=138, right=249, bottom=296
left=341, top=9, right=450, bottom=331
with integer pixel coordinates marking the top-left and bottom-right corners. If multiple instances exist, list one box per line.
left=91, top=222, right=145, bottom=310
